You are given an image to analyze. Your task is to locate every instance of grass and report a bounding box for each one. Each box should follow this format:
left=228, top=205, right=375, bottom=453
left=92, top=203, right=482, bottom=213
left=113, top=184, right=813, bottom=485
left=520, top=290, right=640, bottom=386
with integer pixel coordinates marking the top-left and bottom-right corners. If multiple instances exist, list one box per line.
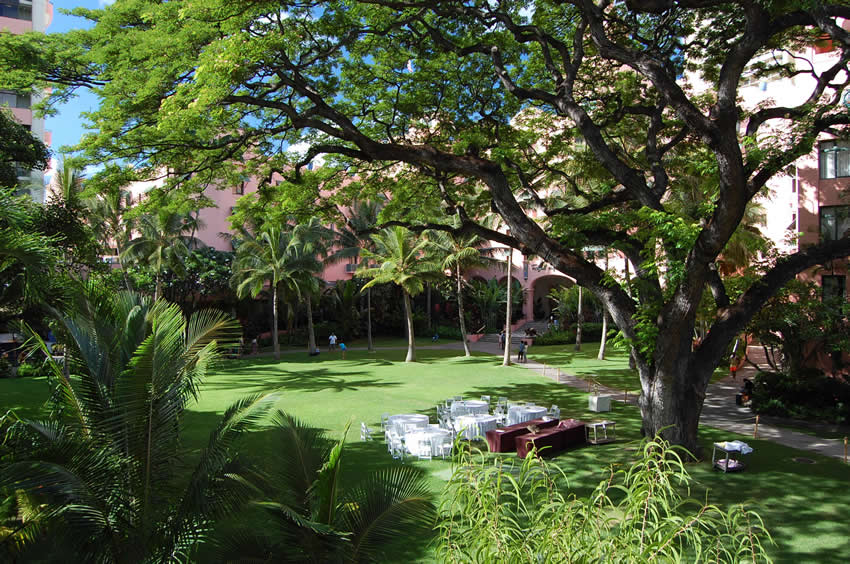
left=529, top=341, right=729, bottom=393
left=2, top=347, right=849, bottom=563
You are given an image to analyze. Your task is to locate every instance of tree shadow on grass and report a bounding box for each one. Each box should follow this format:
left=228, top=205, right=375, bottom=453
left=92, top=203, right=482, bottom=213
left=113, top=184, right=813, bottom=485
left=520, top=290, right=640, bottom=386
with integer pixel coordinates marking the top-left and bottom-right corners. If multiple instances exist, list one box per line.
left=202, top=367, right=402, bottom=395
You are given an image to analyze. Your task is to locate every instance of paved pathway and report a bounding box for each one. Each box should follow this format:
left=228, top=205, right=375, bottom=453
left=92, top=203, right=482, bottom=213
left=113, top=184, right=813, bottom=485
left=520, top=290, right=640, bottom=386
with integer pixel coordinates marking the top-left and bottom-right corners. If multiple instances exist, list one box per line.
left=466, top=339, right=850, bottom=462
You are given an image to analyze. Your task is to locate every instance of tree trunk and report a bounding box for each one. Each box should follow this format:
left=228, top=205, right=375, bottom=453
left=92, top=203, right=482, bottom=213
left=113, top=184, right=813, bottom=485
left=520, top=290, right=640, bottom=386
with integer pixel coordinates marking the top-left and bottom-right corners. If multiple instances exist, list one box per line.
left=426, top=283, right=432, bottom=330
left=154, top=272, right=161, bottom=303
left=272, top=284, right=280, bottom=360
left=638, top=360, right=711, bottom=457
left=597, top=309, right=608, bottom=360
left=502, top=248, right=512, bottom=366
left=403, top=290, right=416, bottom=362
left=575, top=285, right=583, bottom=352
left=597, top=251, right=609, bottom=360
left=306, top=294, right=317, bottom=354
left=457, top=267, right=471, bottom=357
left=366, top=287, right=374, bottom=352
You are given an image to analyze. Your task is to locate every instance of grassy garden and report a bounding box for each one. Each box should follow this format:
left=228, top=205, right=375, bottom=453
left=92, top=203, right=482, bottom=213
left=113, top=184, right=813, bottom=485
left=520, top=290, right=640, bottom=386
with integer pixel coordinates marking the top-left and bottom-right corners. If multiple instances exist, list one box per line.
left=3, top=346, right=848, bottom=563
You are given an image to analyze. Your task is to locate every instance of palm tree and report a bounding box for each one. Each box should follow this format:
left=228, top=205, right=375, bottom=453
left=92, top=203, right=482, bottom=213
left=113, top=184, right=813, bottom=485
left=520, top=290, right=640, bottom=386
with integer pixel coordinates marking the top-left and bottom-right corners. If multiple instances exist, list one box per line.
left=85, top=183, right=134, bottom=289
left=426, top=227, right=495, bottom=357
left=331, top=200, right=381, bottom=352
left=0, top=283, right=275, bottom=562
left=291, top=218, right=335, bottom=356
left=52, top=154, right=85, bottom=206
left=219, top=412, right=436, bottom=563
left=358, top=226, right=442, bottom=363
left=122, top=208, right=204, bottom=301
left=231, top=225, right=323, bottom=360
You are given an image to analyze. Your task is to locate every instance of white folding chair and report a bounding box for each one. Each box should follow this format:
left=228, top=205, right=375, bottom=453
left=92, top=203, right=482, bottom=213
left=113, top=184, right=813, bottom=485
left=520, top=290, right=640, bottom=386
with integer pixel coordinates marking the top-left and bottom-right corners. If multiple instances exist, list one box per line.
left=417, top=437, right=433, bottom=461
left=452, top=395, right=463, bottom=402
left=380, top=413, right=390, bottom=431
left=433, top=435, right=453, bottom=459
left=494, top=407, right=507, bottom=426
left=480, top=395, right=491, bottom=404
left=548, top=405, right=560, bottom=420
left=360, top=422, right=373, bottom=441
left=389, top=432, right=405, bottom=461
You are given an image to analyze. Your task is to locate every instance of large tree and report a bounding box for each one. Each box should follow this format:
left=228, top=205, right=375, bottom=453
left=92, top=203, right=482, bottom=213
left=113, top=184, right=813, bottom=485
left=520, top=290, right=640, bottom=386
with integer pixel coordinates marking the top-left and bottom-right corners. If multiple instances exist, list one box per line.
left=9, top=1, right=850, bottom=451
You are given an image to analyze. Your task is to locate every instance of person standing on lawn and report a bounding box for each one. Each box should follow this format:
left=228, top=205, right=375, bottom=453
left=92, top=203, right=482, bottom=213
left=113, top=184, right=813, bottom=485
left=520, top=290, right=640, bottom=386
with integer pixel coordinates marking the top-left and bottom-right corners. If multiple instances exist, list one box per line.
left=329, top=332, right=337, bottom=352
left=499, top=329, right=506, bottom=351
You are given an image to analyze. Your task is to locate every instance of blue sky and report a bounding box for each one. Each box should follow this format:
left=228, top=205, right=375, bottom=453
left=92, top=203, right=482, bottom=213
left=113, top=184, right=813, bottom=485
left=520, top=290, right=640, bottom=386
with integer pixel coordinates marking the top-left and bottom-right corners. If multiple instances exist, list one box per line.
left=46, top=0, right=111, bottom=156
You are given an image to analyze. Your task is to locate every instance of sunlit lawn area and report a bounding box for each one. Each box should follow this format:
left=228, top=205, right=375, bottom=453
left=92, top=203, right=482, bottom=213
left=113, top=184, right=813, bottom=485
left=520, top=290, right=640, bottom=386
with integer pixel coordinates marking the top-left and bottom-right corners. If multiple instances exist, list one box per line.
left=529, top=341, right=728, bottom=394
left=2, top=348, right=848, bottom=562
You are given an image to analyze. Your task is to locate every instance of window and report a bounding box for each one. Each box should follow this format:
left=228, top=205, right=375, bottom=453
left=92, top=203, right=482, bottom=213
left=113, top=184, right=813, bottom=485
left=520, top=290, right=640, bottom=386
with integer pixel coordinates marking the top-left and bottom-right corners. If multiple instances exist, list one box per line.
left=820, top=206, right=850, bottom=242
left=819, top=140, right=850, bottom=179
left=0, top=90, right=30, bottom=109
left=823, top=275, right=846, bottom=302
left=0, top=1, right=33, bottom=21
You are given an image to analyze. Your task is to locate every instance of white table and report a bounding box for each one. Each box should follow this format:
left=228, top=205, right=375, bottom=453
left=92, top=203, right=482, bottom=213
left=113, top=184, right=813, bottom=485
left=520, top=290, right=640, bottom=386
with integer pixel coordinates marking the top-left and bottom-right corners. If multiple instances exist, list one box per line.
left=406, top=428, right=452, bottom=456
left=450, top=400, right=489, bottom=416
left=507, top=405, right=547, bottom=426
left=388, top=414, right=429, bottom=435
left=455, top=414, right=498, bottom=440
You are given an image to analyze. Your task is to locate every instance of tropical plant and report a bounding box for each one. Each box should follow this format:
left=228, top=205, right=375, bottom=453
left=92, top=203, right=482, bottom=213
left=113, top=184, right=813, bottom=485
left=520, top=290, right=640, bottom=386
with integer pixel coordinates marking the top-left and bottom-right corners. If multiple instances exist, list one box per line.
left=331, top=200, right=382, bottom=352
left=467, top=278, right=524, bottom=333
left=231, top=224, right=325, bottom=359
left=122, top=208, right=205, bottom=301
left=426, top=221, right=497, bottom=357
left=358, top=226, right=442, bottom=362
left=0, top=189, right=61, bottom=323
left=0, top=284, right=275, bottom=562
left=437, top=435, right=772, bottom=563
left=219, top=412, right=436, bottom=563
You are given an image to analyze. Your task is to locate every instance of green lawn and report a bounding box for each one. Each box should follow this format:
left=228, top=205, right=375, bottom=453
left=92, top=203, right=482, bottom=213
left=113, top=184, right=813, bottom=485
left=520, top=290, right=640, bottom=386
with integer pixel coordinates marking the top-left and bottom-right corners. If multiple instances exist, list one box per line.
left=2, top=348, right=848, bottom=563
left=529, top=341, right=729, bottom=393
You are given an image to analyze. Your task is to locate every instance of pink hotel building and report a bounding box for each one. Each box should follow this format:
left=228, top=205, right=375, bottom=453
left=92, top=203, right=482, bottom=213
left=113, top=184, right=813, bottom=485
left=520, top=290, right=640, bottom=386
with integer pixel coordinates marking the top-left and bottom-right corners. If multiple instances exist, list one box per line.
left=118, top=39, right=849, bottom=322
left=0, top=0, right=52, bottom=202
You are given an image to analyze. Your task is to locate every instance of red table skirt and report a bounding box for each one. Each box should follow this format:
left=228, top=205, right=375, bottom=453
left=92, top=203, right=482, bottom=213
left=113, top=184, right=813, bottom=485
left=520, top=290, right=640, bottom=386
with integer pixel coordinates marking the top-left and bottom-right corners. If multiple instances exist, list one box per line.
left=516, top=419, right=586, bottom=459
left=485, top=418, right=559, bottom=453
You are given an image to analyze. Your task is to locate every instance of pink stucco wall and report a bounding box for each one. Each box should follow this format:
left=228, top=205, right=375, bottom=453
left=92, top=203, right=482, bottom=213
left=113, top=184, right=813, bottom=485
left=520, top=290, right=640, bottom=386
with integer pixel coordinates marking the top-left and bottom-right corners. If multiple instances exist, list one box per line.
left=0, top=16, right=32, bottom=34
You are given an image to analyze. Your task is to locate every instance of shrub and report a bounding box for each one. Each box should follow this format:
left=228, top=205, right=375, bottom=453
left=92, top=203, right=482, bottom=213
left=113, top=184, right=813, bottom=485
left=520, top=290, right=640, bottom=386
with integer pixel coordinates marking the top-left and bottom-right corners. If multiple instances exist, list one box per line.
left=532, top=322, right=606, bottom=345
left=0, top=356, right=13, bottom=379
left=752, top=370, right=850, bottom=424
left=438, top=435, right=772, bottom=563
left=13, top=360, right=51, bottom=379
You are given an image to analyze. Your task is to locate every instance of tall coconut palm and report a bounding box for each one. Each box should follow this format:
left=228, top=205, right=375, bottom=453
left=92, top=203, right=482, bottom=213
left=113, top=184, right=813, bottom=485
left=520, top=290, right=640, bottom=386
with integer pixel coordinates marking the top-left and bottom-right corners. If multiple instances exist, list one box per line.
left=358, top=226, right=442, bottom=363
left=231, top=226, right=324, bottom=360
left=122, top=209, right=205, bottom=301
left=0, top=283, right=275, bottom=562
left=85, top=183, right=134, bottom=289
left=291, top=218, right=335, bottom=356
left=331, top=200, right=381, bottom=352
left=426, top=227, right=496, bottom=357
left=219, top=412, right=436, bottom=563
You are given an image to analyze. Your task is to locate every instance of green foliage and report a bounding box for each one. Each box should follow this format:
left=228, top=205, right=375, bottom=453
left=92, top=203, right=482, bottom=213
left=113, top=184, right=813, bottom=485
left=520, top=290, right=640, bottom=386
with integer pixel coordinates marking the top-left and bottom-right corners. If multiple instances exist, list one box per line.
left=466, top=278, right=525, bottom=332
left=746, top=280, right=850, bottom=378
left=218, top=412, right=436, bottom=562
left=0, top=283, right=275, bottom=561
left=532, top=323, right=608, bottom=346
left=752, top=370, right=850, bottom=425
left=438, top=435, right=772, bottom=563
left=548, top=284, right=603, bottom=325
left=0, top=108, right=48, bottom=189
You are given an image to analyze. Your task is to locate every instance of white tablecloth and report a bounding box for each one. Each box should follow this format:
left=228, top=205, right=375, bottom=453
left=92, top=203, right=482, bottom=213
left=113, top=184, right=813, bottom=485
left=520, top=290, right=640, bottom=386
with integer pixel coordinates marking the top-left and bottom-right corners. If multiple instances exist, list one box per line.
left=388, top=414, right=429, bottom=435
left=507, top=405, right=547, bottom=426
left=406, top=428, right=453, bottom=456
left=455, top=414, right=498, bottom=440
left=450, top=400, right=489, bottom=416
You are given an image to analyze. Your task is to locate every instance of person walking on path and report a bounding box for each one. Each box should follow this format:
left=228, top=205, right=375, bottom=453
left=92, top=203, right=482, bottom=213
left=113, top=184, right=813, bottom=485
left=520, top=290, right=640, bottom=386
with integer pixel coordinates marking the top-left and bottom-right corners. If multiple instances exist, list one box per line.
left=499, top=329, right=506, bottom=351
left=329, top=332, right=337, bottom=351
left=517, top=340, right=527, bottom=363
left=251, top=337, right=258, bottom=355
